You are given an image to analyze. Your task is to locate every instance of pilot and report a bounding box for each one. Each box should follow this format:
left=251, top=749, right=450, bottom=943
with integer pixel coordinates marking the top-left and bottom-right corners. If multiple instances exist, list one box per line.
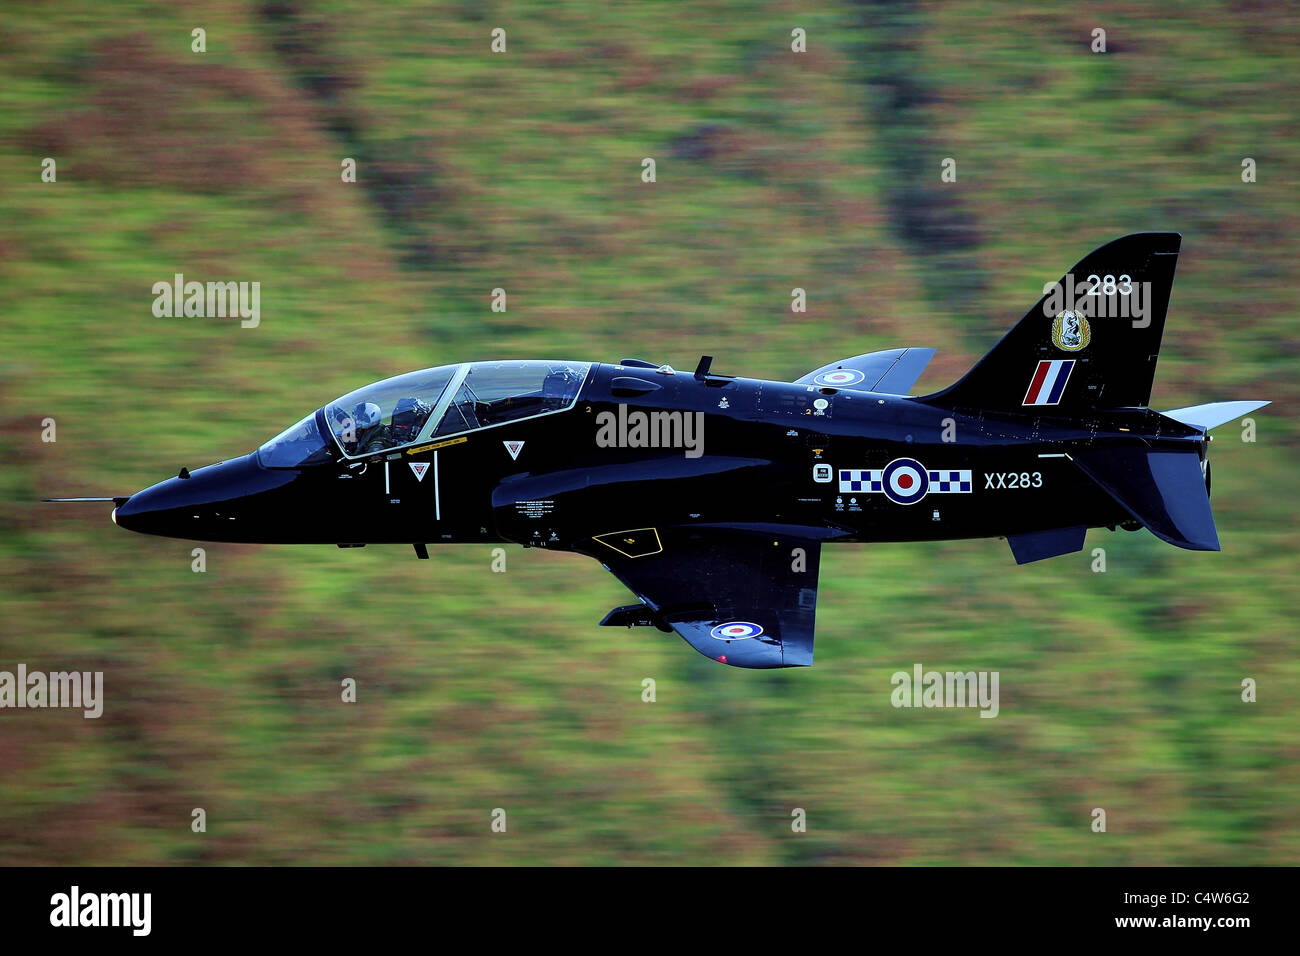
left=349, top=401, right=383, bottom=453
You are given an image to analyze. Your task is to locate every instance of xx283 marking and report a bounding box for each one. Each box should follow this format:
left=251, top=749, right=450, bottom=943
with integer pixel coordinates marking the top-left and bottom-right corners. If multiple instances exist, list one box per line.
left=984, top=471, right=1042, bottom=490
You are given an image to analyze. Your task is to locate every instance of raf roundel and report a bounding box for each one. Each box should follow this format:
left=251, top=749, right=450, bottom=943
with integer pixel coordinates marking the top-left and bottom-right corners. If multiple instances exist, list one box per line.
left=812, top=368, right=866, bottom=387
left=709, top=621, right=764, bottom=641
left=881, top=457, right=929, bottom=505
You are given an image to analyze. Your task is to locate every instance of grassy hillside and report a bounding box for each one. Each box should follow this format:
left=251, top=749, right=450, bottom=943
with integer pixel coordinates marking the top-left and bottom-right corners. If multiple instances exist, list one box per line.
left=1, top=0, right=1296, bottom=864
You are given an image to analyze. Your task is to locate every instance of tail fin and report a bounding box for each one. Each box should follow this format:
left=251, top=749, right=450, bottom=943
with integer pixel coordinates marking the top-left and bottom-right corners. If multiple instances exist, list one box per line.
left=919, top=233, right=1182, bottom=413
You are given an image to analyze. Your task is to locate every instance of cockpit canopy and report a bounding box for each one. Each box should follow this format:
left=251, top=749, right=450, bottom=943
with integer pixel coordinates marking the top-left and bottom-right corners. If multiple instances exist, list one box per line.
left=324, top=364, right=459, bottom=458
left=256, top=361, right=589, bottom=468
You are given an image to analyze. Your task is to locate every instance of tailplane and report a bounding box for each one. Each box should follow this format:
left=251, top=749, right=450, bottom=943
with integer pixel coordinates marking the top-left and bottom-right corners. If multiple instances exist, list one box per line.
left=1073, top=447, right=1219, bottom=552
left=1160, top=400, right=1270, bottom=431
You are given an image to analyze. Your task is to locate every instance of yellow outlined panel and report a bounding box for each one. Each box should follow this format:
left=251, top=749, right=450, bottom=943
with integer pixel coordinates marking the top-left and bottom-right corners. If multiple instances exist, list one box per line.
left=592, top=528, right=663, bottom=559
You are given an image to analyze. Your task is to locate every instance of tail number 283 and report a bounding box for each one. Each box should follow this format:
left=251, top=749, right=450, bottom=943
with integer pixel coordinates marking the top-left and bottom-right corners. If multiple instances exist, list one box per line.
left=984, top=472, right=1043, bottom=490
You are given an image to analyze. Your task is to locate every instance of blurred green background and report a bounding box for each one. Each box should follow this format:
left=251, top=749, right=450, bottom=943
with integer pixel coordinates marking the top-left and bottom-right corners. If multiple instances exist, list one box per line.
left=1, top=1, right=1296, bottom=865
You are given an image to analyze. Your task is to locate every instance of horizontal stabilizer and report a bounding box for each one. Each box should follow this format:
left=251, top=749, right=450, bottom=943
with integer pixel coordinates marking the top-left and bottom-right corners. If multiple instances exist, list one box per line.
left=1007, top=526, right=1087, bottom=564
left=1160, top=400, right=1269, bottom=431
left=796, top=347, right=935, bottom=394
left=1073, top=448, right=1219, bottom=551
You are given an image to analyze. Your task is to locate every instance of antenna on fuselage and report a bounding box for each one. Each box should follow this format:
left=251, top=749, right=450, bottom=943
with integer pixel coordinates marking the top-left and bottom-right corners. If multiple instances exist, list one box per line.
left=694, top=355, right=735, bottom=386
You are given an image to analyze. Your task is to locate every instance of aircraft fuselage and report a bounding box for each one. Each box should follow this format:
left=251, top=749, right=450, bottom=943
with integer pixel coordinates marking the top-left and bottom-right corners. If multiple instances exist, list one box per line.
left=111, top=361, right=1206, bottom=553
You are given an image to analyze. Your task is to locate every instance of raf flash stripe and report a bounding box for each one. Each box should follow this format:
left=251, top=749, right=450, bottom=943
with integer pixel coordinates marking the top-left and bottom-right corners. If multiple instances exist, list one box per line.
left=1024, top=359, right=1074, bottom=406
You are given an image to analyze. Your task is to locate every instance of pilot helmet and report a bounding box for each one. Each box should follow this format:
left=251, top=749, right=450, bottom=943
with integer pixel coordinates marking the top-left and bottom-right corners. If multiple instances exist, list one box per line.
left=353, top=402, right=382, bottom=430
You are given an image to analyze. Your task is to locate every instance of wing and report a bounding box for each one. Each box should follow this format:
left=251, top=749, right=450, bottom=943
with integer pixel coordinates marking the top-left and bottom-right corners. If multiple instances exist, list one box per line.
left=581, top=525, right=824, bottom=668
left=795, top=347, right=935, bottom=394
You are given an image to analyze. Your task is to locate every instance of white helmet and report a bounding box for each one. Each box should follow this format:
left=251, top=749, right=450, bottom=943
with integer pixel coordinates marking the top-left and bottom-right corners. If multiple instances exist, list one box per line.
left=353, top=402, right=382, bottom=429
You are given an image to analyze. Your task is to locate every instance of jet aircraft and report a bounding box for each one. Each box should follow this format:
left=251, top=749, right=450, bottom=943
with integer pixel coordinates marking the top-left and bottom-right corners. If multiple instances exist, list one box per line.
left=48, top=233, right=1268, bottom=667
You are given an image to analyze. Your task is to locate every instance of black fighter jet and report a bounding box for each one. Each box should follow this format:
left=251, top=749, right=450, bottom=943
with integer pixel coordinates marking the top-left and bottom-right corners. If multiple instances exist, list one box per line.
left=48, top=233, right=1267, bottom=668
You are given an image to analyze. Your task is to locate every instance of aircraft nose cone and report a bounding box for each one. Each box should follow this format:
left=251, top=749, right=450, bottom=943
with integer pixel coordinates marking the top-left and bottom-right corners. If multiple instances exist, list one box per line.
left=111, top=486, right=166, bottom=535
left=113, top=454, right=293, bottom=539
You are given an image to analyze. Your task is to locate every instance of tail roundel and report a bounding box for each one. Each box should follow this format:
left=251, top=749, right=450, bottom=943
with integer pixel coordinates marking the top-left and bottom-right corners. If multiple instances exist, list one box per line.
left=919, top=233, right=1182, bottom=413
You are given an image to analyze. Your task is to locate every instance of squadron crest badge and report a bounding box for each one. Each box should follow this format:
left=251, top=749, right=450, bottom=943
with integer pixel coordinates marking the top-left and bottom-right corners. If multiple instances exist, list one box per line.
left=1051, top=310, right=1091, bottom=352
